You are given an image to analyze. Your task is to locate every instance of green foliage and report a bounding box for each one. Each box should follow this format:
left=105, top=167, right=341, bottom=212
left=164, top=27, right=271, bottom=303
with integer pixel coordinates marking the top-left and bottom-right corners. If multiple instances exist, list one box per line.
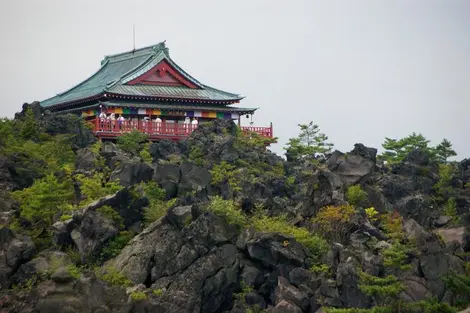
left=139, top=142, right=153, bottom=164
left=378, top=132, right=434, bottom=164
left=284, top=121, right=333, bottom=162
left=100, top=231, right=134, bottom=260
left=382, top=241, right=412, bottom=271
left=310, top=263, right=331, bottom=275
left=433, top=164, right=456, bottom=201
left=311, top=204, right=357, bottom=244
left=444, top=197, right=458, bottom=223
left=96, top=205, right=124, bottom=228
left=188, top=146, right=205, bottom=166
left=346, top=185, right=368, bottom=207
left=358, top=270, right=405, bottom=306
left=116, top=130, right=149, bottom=155
left=67, top=264, right=81, bottom=279
left=130, top=291, right=148, bottom=301
left=210, top=161, right=241, bottom=192
left=75, top=172, right=122, bottom=206
left=380, top=211, right=404, bottom=241
left=435, top=139, right=457, bottom=163
left=365, top=207, right=379, bottom=222
left=95, top=265, right=132, bottom=287
left=206, top=196, right=247, bottom=229
left=20, top=107, right=41, bottom=141
left=442, top=270, right=470, bottom=307
left=141, top=181, right=176, bottom=225
left=60, top=214, right=73, bottom=221
left=153, top=289, right=164, bottom=296
left=11, top=173, right=75, bottom=225
left=285, top=175, right=296, bottom=187
left=252, top=213, right=328, bottom=258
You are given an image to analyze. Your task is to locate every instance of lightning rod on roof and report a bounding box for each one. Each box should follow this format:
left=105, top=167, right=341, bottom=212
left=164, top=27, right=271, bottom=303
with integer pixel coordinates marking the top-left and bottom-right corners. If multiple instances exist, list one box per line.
left=132, top=24, right=136, bottom=54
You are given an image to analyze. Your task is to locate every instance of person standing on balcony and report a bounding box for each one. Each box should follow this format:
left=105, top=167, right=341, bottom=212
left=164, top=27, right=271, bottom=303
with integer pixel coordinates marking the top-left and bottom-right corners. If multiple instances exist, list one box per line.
left=155, top=116, right=162, bottom=134
left=117, top=115, right=125, bottom=132
left=99, top=111, right=106, bottom=131
left=191, top=117, right=198, bottom=131
left=184, top=116, right=191, bottom=134
left=110, top=113, right=116, bottom=131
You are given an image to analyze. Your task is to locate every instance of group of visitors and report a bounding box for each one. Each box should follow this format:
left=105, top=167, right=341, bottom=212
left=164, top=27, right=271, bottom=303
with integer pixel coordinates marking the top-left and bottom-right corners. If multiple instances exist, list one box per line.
left=97, top=112, right=198, bottom=134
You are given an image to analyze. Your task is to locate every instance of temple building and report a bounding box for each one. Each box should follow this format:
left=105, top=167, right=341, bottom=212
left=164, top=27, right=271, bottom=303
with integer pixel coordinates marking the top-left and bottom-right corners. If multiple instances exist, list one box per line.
left=40, top=41, right=272, bottom=140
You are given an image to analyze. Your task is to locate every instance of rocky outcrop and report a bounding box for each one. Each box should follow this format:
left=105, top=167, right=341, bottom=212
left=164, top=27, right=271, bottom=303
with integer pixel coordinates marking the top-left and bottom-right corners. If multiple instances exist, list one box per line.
left=327, top=143, right=377, bottom=187
left=0, top=228, right=36, bottom=289
left=52, top=188, right=148, bottom=260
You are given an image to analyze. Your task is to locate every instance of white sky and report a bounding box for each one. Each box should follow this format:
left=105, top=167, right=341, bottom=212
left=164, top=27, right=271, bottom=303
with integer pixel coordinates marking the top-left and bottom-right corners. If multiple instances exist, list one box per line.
left=1, top=0, right=469, bottom=158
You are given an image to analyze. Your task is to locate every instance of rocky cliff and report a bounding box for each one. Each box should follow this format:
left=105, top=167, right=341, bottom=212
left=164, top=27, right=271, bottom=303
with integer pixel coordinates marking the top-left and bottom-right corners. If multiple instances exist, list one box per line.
left=0, top=103, right=469, bottom=313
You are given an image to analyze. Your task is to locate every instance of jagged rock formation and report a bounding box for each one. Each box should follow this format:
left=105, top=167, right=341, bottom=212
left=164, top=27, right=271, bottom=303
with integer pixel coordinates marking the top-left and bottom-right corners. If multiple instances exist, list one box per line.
left=0, top=103, right=469, bottom=312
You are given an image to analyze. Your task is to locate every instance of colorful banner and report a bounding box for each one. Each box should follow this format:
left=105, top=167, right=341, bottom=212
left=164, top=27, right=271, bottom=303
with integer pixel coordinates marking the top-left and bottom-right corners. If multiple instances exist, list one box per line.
left=87, top=106, right=240, bottom=119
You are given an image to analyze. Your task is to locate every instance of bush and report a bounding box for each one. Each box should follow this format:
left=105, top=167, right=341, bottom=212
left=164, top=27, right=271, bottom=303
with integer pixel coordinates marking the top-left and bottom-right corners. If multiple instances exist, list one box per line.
left=346, top=185, right=368, bottom=207
left=312, top=204, right=356, bottom=244
left=252, top=214, right=328, bottom=258
left=130, top=291, right=148, bottom=301
left=206, top=196, right=247, bottom=229
left=139, top=142, right=153, bottom=164
left=210, top=161, right=241, bottom=192
left=141, top=181, right=176, bottom=225
left=380, top=211, right=404, bottom=241
left=95, top=265, right=131, bottom=287
left=11, top=173, right=75, bottom=225
left=96, top=205, right=124, bottom=228
left=116, top=130, right=149, bottom=155
left=100, top=231, right=134, bottom=260
left=358, top=270, right=405, bottom=306
left=75, top=172, right=122, bottom=206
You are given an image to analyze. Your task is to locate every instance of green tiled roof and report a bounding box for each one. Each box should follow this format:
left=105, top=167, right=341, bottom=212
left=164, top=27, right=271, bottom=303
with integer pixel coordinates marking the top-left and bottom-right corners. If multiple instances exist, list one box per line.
left=40, top=42, right=243, bottom=108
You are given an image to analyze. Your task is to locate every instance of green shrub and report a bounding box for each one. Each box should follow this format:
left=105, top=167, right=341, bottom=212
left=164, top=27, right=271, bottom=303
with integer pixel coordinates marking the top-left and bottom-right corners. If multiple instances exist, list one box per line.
left=130, top=291, right=148, bottom=301
left=139, top=142, right=153, bottom=164
left=444, top=197, right=458, bottom=222
left=382, top=241, right=413, bottom=271
left=96, top=205, right=124, bottom=228
left=442, top=270, right=470, bottom=307
left=210, top=161, right=241, bottom=191
left=206, top=196, right=247, bottom=228
left=311, top=204, right=356, bottom=244
left=95, top=266, right=131, bottom=287
left=358, top=270, right=405, bottom=306
left=433, top=164, right=456, bottom=201
left=252, top=214, right=328, bottom=258
left=100, top=231, right=134, bottom=260
left=141, top=181, right=176, bottom=225
left=75, top=172, right=122, bottom=205
left=67, top=264, right=81, bottom=279
left=346, top=185, right=368, bottom=206
left=11, top=173, right=75, bottom=225
left=153, top=288, right=164, bottom=296
left=116, top=130, right=149, bottom=155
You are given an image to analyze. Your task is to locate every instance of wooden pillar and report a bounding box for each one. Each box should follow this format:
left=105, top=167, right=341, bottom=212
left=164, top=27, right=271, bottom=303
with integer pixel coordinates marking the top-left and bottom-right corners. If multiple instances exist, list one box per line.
left=238, top=116, right=241, bottom=126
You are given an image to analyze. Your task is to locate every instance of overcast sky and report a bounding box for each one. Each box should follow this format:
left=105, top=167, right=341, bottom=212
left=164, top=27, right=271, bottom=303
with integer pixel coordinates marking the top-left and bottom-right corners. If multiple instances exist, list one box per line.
left=1, top=0, right=469, bottom=158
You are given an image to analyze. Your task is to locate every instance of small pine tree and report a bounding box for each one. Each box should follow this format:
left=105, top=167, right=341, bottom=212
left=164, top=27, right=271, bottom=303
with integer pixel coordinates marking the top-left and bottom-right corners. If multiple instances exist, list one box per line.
left=284, top=121, right=333, bottom=162
left=435, top=139, right=457, bottom=163
left=379, top=132, right=434, bottom=164
left=20, top=107, right=40, bottom=141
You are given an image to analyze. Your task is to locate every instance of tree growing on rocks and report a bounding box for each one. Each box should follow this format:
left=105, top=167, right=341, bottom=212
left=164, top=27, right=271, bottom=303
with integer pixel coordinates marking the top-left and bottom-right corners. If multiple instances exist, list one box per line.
left=435, top=139, right=457, bottom=163
left=378, top=132, right=435, bottom=164
left=285, top=121, right=334, bottom=162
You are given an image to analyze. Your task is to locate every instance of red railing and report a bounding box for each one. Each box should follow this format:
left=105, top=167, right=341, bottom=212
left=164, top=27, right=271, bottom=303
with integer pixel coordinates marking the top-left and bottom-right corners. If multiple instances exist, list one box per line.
left=90, top=117, right=273, bottom=140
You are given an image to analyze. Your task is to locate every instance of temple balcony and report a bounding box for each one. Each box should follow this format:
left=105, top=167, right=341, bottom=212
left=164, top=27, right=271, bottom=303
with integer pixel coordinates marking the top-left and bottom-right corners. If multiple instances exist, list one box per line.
left=89, top=117, right=273, bottom=141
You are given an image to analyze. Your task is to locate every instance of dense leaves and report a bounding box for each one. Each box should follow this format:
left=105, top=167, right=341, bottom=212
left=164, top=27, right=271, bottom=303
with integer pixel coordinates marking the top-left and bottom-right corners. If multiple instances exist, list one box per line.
left=285, top=121, right=334, bottom=162
left=378, top=133, right=458, bottom=164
